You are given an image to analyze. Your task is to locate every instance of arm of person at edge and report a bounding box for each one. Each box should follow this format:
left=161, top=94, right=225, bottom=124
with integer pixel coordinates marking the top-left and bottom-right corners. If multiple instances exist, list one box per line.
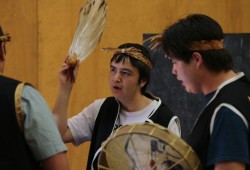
left=53, top=58, right=80, bottom=143
left=22, top=86, right=69, bottom=170
left=41, top=153, right=69, bottom=170
left=209, top=107, right=248, bottom=170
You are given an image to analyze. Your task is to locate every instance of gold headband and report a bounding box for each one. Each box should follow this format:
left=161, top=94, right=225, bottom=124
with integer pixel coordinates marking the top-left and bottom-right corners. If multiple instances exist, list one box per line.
left=189, top=39, right=224, bottom=51
left=144, top=34, right=224, bottom=52
left=0, top=33, right=11, bottom=42
left=102, top=47, right=153, bottom=69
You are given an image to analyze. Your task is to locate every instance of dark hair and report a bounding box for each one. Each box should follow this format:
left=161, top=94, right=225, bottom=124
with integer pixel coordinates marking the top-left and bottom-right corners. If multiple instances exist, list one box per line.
left=110, top=43, right=153, bottom=94
left=161, top=14, right=233, bottom=72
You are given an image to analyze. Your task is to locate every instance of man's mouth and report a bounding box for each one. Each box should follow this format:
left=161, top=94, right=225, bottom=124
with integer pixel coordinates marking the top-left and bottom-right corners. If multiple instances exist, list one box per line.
left=113, top=85, right=121, bottom=90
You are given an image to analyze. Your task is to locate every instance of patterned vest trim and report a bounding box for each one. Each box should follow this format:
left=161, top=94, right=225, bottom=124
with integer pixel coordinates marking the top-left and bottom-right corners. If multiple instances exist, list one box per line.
left=187, top=75, right=250, bottom=169
left=87, top=96, right=175, bottom=170
left=15, top=82, right=26, bottom=130
left=0, top=75, right=40, bottom=170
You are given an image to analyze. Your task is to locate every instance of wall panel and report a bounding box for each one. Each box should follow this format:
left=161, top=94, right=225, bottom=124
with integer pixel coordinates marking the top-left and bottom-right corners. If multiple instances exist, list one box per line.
left=0, top=0, right=37, bottom=86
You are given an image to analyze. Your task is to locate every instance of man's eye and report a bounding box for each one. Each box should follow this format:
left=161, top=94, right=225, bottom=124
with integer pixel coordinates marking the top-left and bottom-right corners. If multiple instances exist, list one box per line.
left=171, top=59, right=177, bottom=64
left=122, top=71, right=130, bottom=75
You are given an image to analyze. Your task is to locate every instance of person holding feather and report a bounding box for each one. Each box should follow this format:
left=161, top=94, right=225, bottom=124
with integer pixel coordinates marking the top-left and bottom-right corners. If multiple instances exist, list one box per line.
left=53, top=43, right=181, bottom=170
left=0, top=26, right=69, bottom=170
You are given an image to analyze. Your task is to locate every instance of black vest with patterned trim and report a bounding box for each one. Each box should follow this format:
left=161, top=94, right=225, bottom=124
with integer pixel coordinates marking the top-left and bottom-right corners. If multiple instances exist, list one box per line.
left=0, top=75, right=40, bottom=170
left=87, top=96, right=175, bottom=170
left=187, top=75, right=250, bottom=169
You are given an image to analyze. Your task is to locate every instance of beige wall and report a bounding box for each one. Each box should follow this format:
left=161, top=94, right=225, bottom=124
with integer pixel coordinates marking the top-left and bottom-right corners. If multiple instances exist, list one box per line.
left=1, top=0, right=250, bottom=169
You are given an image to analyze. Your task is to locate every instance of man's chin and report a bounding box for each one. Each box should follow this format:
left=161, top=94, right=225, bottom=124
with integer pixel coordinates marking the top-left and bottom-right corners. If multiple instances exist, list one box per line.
left=185, top=87, right=194, bottom=94
left=112, top=93, right=121, bottom=99
left=186, top=88, right=198, bottom=94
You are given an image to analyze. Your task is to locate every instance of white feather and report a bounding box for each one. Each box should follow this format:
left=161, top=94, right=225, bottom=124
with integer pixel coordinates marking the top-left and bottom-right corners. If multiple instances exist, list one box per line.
left=69, top=0, right=107, bottom=63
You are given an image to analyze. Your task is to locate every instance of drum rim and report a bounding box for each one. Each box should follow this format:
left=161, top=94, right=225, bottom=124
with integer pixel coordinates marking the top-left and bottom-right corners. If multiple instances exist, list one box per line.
left=98, top=122, right=202, bottom=170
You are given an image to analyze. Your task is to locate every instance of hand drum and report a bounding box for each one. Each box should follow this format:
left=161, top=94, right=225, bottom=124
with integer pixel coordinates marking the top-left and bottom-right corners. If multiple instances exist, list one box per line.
left=98, top=122, right=202, bottom=170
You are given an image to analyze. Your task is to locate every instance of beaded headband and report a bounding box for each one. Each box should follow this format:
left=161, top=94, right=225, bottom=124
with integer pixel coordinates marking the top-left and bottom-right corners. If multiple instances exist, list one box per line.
left=189, top=39, right=224, bottom=51
left=102, top=47, right=153, bottom=69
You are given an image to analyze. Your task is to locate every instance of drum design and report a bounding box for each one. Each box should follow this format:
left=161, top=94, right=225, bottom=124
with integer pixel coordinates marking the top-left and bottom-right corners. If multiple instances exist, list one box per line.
left=98, top=122, right=202, bottom=170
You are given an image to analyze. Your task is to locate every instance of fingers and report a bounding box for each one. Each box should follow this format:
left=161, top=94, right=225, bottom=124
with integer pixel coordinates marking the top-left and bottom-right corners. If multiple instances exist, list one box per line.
left=73, top=59, right=80, bottom=79
left=59, top=55, right=80, bottom=84
left=59, top=63, right=69, bottom=75
left=58, top=57, right=71, bottom=83
left=64, top=54, right=77, bottom=67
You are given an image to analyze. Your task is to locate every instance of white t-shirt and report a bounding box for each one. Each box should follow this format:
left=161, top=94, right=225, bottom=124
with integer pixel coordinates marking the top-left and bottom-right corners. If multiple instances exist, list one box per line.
left=68, top=98, right=181, bottom=146
left=119, top=100, right=158, bottom=125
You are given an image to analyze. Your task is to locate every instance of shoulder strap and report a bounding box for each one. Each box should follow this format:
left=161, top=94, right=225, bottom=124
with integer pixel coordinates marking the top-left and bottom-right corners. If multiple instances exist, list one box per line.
left=150, top=103, right=175, bottom=127
left=14, top=82, right=26, bottom=131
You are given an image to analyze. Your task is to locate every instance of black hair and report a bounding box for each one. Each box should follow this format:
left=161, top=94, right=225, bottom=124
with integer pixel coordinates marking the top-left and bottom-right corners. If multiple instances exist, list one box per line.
left=161, top=14, right=233, bottom=72
left=110, top=43, right=153, bottom=94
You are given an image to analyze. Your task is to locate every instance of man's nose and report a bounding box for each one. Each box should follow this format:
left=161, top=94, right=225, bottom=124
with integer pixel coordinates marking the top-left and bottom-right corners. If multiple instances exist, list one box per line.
left=172, top=67, right=176, bottom=75
left=114, top=72, right=122, bottom=82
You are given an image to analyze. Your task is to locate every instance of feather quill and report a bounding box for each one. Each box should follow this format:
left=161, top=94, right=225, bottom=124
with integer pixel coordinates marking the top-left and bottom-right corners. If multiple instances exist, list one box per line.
left=68, top=0, right=107, bottom=63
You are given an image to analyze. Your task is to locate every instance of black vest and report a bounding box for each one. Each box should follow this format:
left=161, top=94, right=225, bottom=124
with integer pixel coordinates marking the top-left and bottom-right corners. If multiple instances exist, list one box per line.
left=187, top=75, right=250, bottom=169
left=0, top=75, right=40, bottom=170
left=87, top=96, right=175, bottom=170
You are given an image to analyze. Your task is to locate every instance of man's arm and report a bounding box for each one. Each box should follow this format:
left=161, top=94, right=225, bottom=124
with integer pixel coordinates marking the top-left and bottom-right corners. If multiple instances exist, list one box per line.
left=53, top=60, right=79, bottom=142
left=41, top=152, right=69, bottom=170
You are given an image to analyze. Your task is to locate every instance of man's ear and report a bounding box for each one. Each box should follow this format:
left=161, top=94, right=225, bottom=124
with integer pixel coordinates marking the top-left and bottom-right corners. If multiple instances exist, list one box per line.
left=192, top=52, right=202, bottom=63
left=140, top=79, right=147, bottom=88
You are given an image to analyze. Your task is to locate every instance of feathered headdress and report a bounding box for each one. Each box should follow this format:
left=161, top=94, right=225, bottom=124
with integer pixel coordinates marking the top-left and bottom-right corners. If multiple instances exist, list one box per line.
left=143, top=34, right=162, bottom=51
left=65, top=0, right=107, bottom=82
left=0, top=26, right=11, bottom=61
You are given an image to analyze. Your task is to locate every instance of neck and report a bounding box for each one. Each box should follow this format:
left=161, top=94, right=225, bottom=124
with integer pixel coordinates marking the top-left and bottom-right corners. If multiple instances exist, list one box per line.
left=202, top=70, right=236, bottom=95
